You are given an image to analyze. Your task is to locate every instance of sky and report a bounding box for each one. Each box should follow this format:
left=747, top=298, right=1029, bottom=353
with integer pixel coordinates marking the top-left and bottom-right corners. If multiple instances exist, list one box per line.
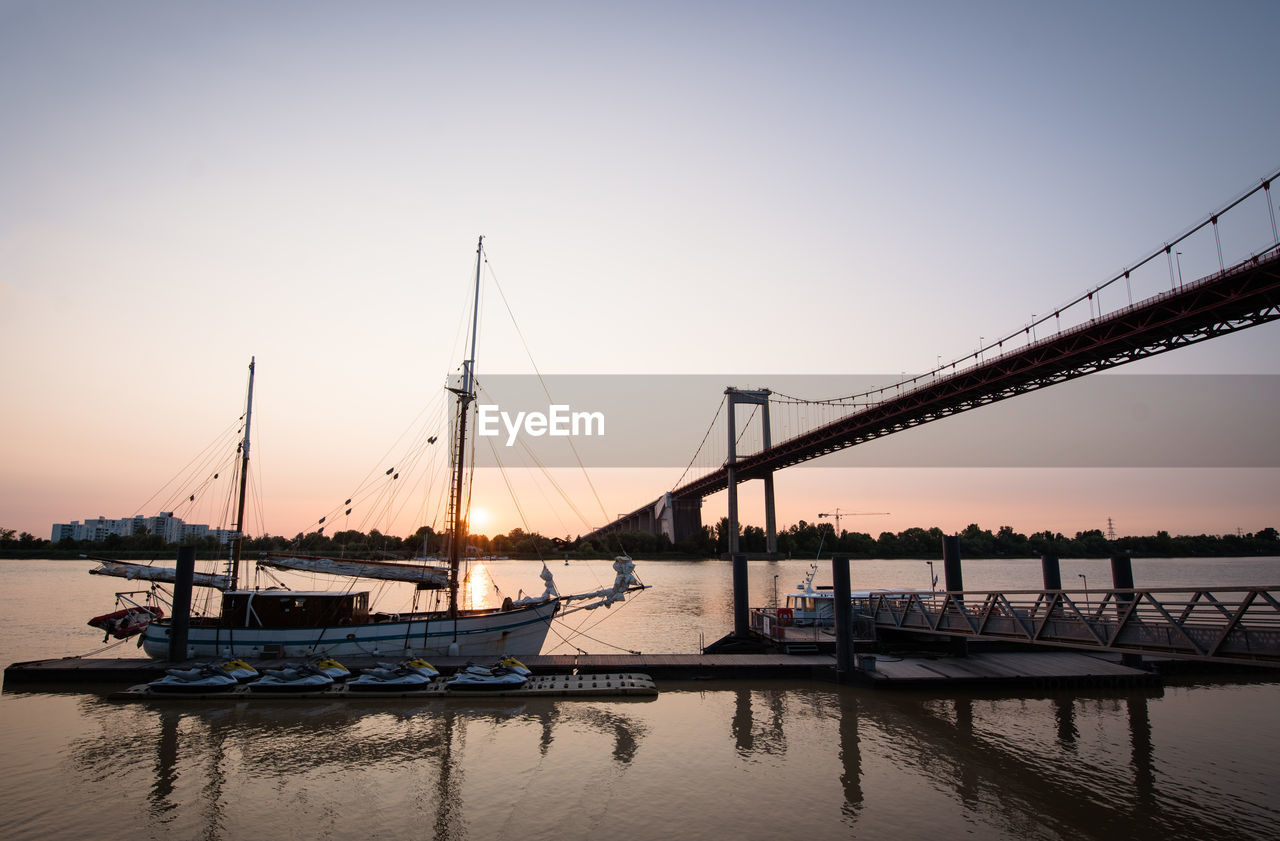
left=2, top=0, right=1279, bottom=543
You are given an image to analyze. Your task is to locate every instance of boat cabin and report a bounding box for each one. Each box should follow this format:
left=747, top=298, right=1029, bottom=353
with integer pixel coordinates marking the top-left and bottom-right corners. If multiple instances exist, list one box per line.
left=782, top=588, right=836, bottom=626
left=218, top=590, right=371, bottom=628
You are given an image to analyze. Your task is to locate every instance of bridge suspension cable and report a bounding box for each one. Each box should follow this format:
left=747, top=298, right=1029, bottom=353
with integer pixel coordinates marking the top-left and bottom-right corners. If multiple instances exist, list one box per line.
left=670, top=395, right=727, bottom=492
left=682, top=167, right=1280, bottom=456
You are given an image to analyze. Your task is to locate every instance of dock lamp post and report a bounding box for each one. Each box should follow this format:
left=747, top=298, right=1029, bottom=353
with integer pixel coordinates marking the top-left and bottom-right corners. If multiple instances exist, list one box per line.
left=1078, top=573, right=1089, bottom=612
left=926, top=560, right=936, bottom=596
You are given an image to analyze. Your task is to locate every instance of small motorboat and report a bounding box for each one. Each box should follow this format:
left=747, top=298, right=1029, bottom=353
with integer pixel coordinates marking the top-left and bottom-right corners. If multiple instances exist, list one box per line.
left=147, top=664, right=239, bottom=694
left=87, top=605, right=164, bottom=641
left=246, top=664, right=335, bottom=694
left=347, top=664, right=435, bottom=692
left=445, top=660, right=529, bottom=692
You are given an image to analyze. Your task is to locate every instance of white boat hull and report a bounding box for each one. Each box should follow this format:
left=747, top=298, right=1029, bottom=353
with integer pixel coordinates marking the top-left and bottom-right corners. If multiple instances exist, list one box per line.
left=140, top=599, right=559, bottom=660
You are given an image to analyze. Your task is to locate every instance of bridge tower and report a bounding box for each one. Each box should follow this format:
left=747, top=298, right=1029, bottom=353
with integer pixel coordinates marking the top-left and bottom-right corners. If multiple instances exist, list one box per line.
left=725, top=387, right=777, bottom=555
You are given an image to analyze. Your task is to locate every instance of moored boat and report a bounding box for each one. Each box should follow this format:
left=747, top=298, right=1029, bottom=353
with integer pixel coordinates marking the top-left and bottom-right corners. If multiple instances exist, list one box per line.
left=94, top=239, right=646, bottom=662
left=773, top=563, right=936, bottom=627
left=87, top=605, right=163, bottom=641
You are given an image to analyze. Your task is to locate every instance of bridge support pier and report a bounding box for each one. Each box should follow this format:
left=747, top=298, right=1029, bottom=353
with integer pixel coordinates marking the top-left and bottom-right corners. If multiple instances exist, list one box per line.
left=725, top=388, right=776, bottom=555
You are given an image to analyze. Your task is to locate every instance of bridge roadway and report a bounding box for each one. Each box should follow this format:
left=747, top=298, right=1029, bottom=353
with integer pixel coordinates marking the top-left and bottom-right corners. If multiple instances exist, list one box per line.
left=592, top=247, right=1280, bottom=544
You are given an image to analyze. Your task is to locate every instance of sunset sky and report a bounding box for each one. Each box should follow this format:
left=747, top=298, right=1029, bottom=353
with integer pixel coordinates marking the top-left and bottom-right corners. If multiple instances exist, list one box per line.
left=3, top=1, right=1279, bottom=543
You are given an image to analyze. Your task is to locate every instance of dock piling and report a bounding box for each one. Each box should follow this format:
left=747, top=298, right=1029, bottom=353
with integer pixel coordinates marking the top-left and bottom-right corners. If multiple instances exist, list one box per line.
left=732, top=553, right=749, bottom=638
left=1111, top=553, right=1143, bottom=668
left=832, top=555, right=853, bottom=676
left=1041, top=555, right=1062, bottom=590
left=168, top=546, right=196, bottom=661
left=942, top=535, right=968, bottom=657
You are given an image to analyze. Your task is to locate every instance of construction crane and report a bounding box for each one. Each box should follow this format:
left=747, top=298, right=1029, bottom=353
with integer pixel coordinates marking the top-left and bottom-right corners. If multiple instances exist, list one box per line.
left=818, top=508, right=890, bottom=534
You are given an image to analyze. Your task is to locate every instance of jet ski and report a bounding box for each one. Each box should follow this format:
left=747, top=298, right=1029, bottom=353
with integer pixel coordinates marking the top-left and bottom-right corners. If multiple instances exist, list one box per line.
left=444, top=660, right=530, bottom=692
left=246, top=664, right=335, bottom=694
left=347, top=664, right=435, bottom=692
left=374, top=657, right=439, bottom=679
left=310, top=657, right=352, bottom=681
left=147, top=664, right=239, bottom=694
left=217, top=658, right=259, bottom=682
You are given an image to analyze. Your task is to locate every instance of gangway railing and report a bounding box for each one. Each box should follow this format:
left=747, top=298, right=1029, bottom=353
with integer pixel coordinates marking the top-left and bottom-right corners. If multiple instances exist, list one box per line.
left=860, top=586, right=1280, bottom=666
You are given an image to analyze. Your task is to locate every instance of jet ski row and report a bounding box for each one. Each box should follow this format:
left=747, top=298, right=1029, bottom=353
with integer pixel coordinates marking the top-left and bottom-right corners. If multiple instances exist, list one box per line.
left=114, top=657, right=657, bottom=700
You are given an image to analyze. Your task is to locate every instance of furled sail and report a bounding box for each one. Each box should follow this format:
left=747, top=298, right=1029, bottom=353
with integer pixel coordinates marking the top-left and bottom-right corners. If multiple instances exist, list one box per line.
left=259, top=555, right=451, bottom=589
left=534, top=556, right=647, bottom=609
left=88, top=559, right=232, bottom=590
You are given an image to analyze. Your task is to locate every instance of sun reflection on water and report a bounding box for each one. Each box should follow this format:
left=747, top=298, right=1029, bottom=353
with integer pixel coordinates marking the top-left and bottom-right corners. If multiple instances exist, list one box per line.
left=462, top=562, right=491, bottom=609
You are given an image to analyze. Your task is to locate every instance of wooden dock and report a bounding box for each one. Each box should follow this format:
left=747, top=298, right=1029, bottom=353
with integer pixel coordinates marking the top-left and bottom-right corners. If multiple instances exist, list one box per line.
left=108, top=672, right=659, bottom=702
left=2, top=653, right=832, bottom=686
left=4, top=650, right=1159, bottom=691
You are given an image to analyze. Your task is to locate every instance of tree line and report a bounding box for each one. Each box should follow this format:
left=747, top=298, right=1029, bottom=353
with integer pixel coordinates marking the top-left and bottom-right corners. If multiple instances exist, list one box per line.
left=3, top=521, right=1278, bottom=560
left=708, top=519, right=1280, bottom=559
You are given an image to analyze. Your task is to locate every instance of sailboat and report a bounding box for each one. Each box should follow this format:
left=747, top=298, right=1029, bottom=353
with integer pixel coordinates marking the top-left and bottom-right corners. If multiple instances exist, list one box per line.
left=96, top=238, right=642, bottom=660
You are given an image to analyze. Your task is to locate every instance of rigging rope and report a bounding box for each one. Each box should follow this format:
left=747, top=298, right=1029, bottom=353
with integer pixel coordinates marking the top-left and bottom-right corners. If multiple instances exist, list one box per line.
left=483, top=256, right=616, bottom=532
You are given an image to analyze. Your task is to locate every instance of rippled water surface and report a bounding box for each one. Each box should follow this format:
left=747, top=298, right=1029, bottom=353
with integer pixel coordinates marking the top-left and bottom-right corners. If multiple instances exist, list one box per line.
left=2, top=558, right=1278, bottom=840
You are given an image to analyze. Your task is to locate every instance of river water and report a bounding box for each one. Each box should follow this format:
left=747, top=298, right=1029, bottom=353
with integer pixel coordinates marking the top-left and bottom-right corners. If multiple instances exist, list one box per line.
left=1, top=557, right=1277, bottom=840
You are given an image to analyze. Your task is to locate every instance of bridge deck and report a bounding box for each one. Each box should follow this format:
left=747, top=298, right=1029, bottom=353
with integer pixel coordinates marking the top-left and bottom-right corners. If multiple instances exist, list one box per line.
left=589, top=247, right=1280, bottom=541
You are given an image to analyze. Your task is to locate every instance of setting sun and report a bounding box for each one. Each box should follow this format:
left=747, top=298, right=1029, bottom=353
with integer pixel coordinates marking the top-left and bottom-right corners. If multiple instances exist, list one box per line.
left=469, top=506, right=492, bottom=531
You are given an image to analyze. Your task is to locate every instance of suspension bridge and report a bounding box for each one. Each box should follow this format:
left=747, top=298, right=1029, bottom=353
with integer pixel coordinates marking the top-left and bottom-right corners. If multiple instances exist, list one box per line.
left=587, top=172, right=1280, bottom=551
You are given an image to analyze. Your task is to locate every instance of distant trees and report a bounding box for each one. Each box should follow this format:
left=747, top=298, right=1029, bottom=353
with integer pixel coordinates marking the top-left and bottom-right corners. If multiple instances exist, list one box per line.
left=675, top=519, right=1280, bottom=560
left=3, top=521, right=1279, bottom=560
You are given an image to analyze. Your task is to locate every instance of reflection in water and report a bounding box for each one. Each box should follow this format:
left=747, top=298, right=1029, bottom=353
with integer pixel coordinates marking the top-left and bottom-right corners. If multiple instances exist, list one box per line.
left=41, top=680, right=1278, bottom=841
left=67, top=695, right=652, bottom=841
left=1054, top=696, right=1078, bottom=749
left=574, top=706, right=647, bottom=764
left=860, top=686, right=1266, bottom=841
left=434, top=711, right=464, bottom=841
left=836, top=692, right=862, bottom=823
left=731, top=689, right=786, bottom=758
left=151, top=709, right=178, bottom=815
left=1127, top=696, right=1156, bottom=821
left=706, top=683, right=1252, bottom=841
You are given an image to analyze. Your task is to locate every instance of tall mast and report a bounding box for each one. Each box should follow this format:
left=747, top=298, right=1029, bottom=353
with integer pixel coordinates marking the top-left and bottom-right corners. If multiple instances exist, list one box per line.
left=448, top=237, right=483, bottom=618
left=229, top=357, right=255, bottom=591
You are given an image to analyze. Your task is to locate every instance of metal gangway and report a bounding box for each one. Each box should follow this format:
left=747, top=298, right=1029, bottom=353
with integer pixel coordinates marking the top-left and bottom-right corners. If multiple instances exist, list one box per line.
left=859, top=586, right=1280, bottom=666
